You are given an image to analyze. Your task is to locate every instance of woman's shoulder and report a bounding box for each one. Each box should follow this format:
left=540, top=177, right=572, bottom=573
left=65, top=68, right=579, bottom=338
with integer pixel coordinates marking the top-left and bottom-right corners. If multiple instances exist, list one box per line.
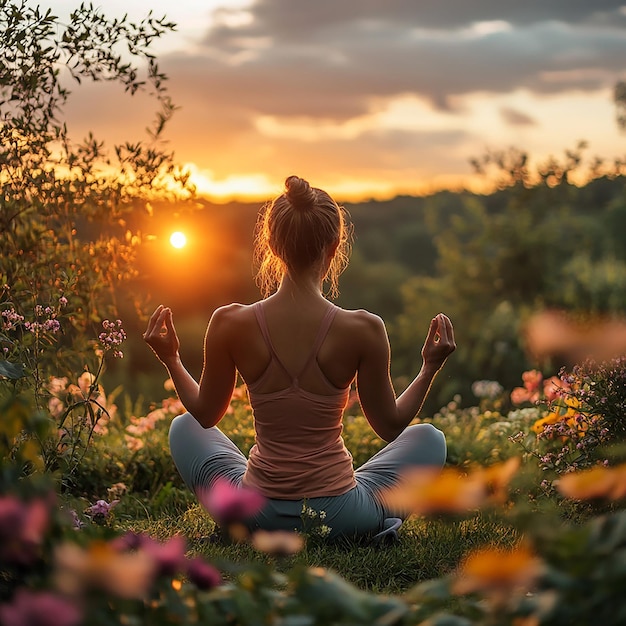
left=209, top=302, right=259, bottom=328
left=333, top=306, right=387, bottom=336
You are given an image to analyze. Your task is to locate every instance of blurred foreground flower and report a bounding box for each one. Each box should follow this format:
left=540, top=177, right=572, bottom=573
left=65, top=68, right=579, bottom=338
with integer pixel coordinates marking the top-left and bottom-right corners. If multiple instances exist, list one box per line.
left=0, top=495, right=51, bottom=565
left=382, top=458, right=520, bottom=516
left=453, top=544, right=542, bottom=597
left=54, top=541, right=156, bottom=599
left=0, top=588, right=82, bottom=626
left=186, top=556, right=223, bottom=590
left=525, top=310, right=626, bottom=365
left=197, top=478, right=266, bottom=526
left=556, top=463, right=626, bottom=501
left=110, top=531, right=222, bottom=589
left=252, top=530, right=305, bottom=556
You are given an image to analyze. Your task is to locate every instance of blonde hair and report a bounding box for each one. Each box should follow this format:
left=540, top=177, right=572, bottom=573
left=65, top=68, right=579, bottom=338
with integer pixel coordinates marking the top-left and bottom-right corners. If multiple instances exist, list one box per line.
left=254, top=176, right=352, bottom=299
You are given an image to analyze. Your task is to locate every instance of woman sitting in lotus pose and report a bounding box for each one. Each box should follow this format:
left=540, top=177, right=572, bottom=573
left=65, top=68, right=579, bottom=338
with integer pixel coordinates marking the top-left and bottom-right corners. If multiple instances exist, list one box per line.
left=144, top=175, right=455, bottom=540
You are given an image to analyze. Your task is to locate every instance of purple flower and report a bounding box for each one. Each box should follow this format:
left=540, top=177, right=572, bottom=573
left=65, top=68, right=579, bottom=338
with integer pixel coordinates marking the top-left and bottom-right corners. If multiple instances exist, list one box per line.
left=113, top=533, right=187, bottom=577
left=85, top=499, right=119, bottom=520
left=0, top=589, right=82, bottom=626
left=98, top=319, right=127, bottom=358
left=141, top=535, right=187, bottom=577
left=186, top=556, right=222, bottom=590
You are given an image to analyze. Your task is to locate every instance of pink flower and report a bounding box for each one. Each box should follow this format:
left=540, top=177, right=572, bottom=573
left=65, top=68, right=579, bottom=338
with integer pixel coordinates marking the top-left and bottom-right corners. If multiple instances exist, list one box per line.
left=197, top=478, right=266, bottom=526
left=543, top=376, right=568, bottom=402
left=0, top=496, right=50, bottom=565
left=521, top=369, right=543, bottom=393
left=510, top=386, right=531, bottom=405
left=0, top=588, right=82, bottom=626
left=186, top=556, right=222, bottom=590
left=124, top=435, right=144, bottom=451
left=122, top=534, right=187, bottom=577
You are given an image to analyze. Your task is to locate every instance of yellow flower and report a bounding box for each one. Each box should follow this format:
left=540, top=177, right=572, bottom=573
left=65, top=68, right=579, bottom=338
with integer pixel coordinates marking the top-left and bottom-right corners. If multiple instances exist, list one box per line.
left=478, top=457, right=521, bottom=503
left=382, top=467, right=486, bottom=516
left=557, top=463, right=626, bottom=501
left=453, top=544, right=542, bottom=595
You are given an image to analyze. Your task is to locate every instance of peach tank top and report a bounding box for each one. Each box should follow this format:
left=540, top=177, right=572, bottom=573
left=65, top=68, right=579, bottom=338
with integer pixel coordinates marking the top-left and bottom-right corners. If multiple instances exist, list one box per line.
left=242, top=302, right=356, bottom=499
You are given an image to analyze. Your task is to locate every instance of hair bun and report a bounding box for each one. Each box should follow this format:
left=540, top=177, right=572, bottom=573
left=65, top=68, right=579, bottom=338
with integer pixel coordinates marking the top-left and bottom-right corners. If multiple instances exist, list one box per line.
left=284, top=175, right=316, bottom=210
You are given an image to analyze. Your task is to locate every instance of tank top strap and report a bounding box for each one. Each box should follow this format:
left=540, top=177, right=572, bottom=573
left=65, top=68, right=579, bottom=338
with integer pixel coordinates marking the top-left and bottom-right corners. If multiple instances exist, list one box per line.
left=295, top=305, right=338, bottom=379
left=253, top=302, right=293, bottom=380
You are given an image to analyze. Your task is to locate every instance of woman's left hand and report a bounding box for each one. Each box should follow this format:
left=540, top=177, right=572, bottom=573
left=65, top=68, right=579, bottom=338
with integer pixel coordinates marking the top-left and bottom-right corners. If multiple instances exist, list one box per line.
left=143, top=305, right=180, bottom=365
left=421, top=313, right=456, bottom=371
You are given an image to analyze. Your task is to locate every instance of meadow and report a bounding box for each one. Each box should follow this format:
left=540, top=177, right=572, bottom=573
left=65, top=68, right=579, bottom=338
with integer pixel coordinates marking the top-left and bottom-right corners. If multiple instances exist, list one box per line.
left=2, top=343, right=626, bottom=625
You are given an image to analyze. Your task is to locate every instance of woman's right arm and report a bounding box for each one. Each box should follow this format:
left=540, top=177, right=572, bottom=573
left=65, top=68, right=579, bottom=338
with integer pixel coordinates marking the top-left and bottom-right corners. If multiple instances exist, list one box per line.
left=355, top=312, right=455, bottom=442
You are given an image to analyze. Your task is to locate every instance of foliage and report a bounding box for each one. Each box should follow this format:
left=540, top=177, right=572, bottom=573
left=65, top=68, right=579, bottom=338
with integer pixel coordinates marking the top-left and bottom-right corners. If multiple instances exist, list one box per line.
left=508, top=359, right=626, bottom=489
left=0, top=0, right=194, bottom=488
left=391, top=146, right=626, bottom=407
left=4, top=353, right=626, bottom=624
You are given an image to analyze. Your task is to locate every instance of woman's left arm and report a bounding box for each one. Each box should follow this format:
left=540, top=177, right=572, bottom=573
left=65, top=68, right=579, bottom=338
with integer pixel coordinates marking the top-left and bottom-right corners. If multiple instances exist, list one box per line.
left=143, top=305, right=236, bottom=428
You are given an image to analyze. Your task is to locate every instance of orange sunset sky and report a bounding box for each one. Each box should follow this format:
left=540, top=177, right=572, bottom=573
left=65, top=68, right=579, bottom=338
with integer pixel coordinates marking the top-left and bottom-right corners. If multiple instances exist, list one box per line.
left=47, top=0, right=626, bottom=201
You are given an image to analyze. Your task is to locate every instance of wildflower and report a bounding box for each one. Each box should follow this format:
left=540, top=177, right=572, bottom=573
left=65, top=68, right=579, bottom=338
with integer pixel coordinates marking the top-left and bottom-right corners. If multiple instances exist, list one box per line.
left=162, top=396, right=185, bottom=415
left=0, top=588, right=82, bottom=626
left=139, top=535, right=187, bottom=577
left=510, top=386, right=533, bottom=405
left=98, top=319, right=126, bottom=358
left=251, top=530, right=304, bottom=556
left=125, top=435, right=144, bottom=451
left=107, top=483, right=128, bottom=500
left=0, top=495, right=50, bottom=565
left=186, top=556, right=223, bottom=589
left=59, top=296, right=68, bottom=307
left=472, top=380, right=504, bottom=399
left=77, top=371, right=96, bottom=395
left=48, top=396, right=65, bottom=418
left=511, top=369, right=547, bottom=405
left=453, top=544, right=542, bottom=596
left=69, top=510, right=85, bottom=530
left=1, top=308, right=24, bottom=331
left=85, top=499, right=119, bottom=522
left=556, top=463, right=626, bottom=501
left=197, top=478, right=266, bottom=526
left=478, top=457, right=521, bottom=503
left=164, top=377, right=176, bottom=392
left=543, top=375, right=567, bottom=401
left=382, top=467, right=486, bottom=516
left=54, top=541, right=156, bottom=599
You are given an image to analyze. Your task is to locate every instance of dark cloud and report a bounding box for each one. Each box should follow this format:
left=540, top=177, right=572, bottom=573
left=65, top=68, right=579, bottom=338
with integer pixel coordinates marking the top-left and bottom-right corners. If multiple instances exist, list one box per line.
left=206, top=0, right=626, bottom=43
left=164, top=15, right=626, bottom=120
left=500, top=107, right=536, bottom=127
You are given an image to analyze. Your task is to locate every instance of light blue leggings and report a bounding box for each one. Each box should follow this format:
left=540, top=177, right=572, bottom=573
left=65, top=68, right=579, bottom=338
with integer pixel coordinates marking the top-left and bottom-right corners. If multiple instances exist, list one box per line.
left=169, top=413, right=446, bottom=539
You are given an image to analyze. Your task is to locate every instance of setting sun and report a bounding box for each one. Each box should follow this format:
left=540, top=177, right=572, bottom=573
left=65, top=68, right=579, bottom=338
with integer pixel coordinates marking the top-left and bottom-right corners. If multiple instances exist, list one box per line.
left=169, top=231, right=187, bottom=249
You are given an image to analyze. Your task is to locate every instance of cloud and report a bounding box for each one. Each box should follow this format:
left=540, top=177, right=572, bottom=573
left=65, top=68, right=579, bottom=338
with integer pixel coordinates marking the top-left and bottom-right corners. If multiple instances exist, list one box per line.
left=159, top=0, right=626, bottom=122
left=500, top=107, right=536, bottom=127
left=56, top=0, right=626, bottom=197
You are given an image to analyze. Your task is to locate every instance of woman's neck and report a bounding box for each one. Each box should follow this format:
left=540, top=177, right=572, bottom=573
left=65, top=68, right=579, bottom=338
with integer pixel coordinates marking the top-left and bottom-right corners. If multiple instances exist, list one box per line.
left=274, top=271, right=326, bottom=303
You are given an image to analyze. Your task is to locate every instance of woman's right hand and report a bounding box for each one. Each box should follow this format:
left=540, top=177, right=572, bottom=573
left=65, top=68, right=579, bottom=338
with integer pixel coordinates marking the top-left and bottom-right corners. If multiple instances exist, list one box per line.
left=143, top=305, right=181, bottom=366
left=421, top=313, right=456, bottom=372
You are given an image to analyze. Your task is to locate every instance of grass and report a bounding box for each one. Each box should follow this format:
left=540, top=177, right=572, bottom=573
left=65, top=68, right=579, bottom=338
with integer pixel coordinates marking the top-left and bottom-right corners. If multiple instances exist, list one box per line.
left=117, top=501, right=520, bottom=595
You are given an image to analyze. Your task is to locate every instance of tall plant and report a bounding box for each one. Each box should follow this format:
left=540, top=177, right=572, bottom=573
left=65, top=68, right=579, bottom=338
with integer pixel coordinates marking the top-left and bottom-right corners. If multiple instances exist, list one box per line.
left=0, top=1, right=191, bottom=477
